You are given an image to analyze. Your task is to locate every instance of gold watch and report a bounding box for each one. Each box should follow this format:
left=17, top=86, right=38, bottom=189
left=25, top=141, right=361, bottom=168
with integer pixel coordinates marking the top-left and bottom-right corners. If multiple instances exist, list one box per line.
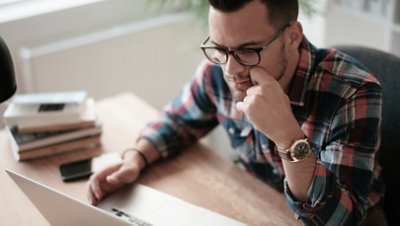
left=277, top=138, right=311, bottom=162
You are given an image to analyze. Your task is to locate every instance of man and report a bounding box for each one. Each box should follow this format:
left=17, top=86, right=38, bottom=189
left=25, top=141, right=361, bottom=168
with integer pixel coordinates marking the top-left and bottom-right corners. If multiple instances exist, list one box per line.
left=88, top=0, right=386, bottom=225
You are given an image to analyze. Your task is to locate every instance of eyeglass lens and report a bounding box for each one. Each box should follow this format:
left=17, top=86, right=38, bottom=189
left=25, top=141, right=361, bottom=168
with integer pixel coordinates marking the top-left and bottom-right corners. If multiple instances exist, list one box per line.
left=203, top=48, right=260, bottom=66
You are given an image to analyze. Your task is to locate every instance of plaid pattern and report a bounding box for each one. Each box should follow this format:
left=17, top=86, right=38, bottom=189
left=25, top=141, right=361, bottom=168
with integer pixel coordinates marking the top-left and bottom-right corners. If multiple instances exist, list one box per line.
left=140, top=37, right=384, bottom=225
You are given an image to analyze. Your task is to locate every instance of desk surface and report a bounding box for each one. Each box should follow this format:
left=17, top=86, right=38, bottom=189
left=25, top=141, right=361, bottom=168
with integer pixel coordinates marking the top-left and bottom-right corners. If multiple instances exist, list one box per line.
left=0, top=93, right=300, bottom=226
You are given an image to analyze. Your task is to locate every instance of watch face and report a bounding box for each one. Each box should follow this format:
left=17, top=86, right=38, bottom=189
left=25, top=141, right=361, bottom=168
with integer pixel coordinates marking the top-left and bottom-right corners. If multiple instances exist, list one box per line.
left=291, top=141, right=310, bottom=161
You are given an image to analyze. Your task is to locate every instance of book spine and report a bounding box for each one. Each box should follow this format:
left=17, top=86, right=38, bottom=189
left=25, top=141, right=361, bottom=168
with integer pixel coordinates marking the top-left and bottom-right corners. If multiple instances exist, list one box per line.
left=4, top=126, right=21, bottom=161
left=18, top=124, right=102, bottom=151
left=17, top=136, right=101, bottom=160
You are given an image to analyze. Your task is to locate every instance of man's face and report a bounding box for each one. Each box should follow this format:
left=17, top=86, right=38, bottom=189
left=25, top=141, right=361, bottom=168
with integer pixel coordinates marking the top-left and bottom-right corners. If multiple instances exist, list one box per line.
left=208, top=1, right=288, bottom=101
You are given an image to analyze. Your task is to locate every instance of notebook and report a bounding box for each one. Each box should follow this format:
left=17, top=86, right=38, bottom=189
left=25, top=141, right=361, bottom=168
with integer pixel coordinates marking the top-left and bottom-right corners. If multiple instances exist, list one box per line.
left=6, top=169, right=246, bottom=226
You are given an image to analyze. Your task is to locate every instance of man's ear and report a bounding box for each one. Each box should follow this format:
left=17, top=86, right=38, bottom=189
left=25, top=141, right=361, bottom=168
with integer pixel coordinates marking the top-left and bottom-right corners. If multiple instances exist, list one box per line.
left=285, top=21, right=303, bottom=52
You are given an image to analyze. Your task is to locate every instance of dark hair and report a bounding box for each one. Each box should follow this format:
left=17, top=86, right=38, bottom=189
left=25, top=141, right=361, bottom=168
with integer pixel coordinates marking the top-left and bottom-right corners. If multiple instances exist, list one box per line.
left=208, top=0, right=298, bottom=28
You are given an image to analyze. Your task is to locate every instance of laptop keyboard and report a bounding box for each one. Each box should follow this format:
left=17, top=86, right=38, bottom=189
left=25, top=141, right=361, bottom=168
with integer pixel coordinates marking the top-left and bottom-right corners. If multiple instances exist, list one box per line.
left=111, top=207, right=152, bottom=226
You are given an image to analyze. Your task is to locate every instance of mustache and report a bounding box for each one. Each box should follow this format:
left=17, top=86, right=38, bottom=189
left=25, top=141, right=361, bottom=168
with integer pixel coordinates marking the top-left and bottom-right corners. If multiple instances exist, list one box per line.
left=224, top=74, right=251, bottom=83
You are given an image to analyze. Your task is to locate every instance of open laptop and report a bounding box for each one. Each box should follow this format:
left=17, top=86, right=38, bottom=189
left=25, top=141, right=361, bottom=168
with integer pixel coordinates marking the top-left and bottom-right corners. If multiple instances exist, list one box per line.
left=6, top=169, right=245, bottom=226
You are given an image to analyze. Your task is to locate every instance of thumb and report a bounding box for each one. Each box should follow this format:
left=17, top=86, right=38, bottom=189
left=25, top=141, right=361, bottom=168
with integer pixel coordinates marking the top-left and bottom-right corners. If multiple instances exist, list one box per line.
left=250, top=67, right=274, bottom=85
left=106, top=165, right=124, bottom=184
left=106, top=164, right=132, bottom=184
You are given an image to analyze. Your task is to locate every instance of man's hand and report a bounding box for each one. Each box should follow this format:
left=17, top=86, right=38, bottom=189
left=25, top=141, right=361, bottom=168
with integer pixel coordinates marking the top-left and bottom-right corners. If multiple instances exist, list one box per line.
left=236, top=67, right=303, bottom=149
left=87, top=158, right=141, bottom=205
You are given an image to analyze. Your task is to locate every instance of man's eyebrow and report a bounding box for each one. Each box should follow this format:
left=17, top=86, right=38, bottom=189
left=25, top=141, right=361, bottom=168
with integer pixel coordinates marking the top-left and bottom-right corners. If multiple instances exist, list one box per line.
left=210, top=39, right=265, bottom=49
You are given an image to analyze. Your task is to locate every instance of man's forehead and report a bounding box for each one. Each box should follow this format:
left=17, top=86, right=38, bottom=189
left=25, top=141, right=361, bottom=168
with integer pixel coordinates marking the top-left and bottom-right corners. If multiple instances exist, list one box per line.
left=208, top=6, right=275, bottom=48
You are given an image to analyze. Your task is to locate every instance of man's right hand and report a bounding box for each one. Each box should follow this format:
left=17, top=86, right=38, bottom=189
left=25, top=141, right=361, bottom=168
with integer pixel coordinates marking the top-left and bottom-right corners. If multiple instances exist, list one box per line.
left=87, top=157, right=142, bottom=205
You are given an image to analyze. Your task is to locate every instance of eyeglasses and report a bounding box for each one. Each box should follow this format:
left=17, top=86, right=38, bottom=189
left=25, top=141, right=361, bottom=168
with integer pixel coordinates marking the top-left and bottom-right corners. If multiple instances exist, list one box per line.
left=200, top=24, right=290, bottom=66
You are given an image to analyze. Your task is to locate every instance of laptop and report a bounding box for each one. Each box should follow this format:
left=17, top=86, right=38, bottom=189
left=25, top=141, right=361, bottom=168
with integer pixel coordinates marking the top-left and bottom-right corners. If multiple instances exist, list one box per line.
left=6, top=169, right=246, bottom=226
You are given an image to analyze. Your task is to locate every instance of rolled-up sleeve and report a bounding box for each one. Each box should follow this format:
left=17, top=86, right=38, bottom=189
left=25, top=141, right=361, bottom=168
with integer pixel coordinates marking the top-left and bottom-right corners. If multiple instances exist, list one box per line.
left=139, top=61, right=219, bottom=158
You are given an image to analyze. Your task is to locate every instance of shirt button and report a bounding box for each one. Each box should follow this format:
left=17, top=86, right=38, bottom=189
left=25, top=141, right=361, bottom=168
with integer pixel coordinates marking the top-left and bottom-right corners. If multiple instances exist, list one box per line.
left=228, top=127, right=235, bottom=134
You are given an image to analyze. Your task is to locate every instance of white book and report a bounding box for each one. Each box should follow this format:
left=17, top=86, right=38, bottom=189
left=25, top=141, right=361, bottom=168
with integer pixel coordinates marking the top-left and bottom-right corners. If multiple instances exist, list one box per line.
left=5, top=121, right=102, bottom=152
left=3, top=94, right=91, bottom=127
left=11, top=91, right=87, bottom=105
left=17, top=98, right=97, bottom=133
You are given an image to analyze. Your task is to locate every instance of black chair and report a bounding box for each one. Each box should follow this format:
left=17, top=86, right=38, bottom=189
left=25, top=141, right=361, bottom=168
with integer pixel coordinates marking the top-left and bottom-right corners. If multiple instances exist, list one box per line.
left=335, top=46, right=400, bottom=226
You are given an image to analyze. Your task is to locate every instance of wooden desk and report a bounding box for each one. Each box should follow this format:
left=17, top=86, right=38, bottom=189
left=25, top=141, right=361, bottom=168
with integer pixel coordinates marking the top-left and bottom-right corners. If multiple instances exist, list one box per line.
left=0, top=93, right=300, bottom=226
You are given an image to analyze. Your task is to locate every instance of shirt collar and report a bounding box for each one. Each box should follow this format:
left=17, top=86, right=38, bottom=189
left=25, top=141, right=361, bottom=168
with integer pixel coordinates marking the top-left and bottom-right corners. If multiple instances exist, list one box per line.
left=287, top=36, right=318, bottom=107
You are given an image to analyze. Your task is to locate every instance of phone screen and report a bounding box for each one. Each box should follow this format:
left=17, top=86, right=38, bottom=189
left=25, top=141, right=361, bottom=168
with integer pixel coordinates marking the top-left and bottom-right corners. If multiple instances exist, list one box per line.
left=59, top=158, right=92, bottom=182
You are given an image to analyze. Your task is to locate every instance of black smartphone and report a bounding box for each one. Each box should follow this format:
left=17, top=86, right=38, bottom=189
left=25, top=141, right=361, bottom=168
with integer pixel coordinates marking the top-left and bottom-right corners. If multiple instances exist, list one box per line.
left=59, top=158, right=93, bottom=182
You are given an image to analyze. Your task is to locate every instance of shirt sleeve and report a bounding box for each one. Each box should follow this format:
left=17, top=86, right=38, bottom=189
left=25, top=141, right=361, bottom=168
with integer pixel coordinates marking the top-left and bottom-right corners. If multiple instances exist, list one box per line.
left=138, top=61, right=219, bottom=158
left=284, top=81, right=382, bottom=225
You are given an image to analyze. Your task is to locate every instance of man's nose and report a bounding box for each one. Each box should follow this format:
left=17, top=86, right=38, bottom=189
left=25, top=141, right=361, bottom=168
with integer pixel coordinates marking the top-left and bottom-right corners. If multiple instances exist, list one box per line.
left=224, top=54, right=246, bottom=76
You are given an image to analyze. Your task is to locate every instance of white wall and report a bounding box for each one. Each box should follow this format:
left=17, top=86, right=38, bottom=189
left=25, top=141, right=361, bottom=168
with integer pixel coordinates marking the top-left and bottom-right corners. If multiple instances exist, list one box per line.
left=298, top=0, right=328, bottom=47
left=0, top=0, right=205, bottom=108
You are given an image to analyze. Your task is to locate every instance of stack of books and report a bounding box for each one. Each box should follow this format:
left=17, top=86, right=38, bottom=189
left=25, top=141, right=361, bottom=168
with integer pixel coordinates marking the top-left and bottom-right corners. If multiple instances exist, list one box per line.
left=3, top=91, right=102, bottom=161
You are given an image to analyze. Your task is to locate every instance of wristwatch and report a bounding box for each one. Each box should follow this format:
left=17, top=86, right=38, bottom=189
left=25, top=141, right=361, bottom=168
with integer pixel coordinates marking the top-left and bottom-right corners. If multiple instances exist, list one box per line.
left=277, top=138, right=311, bottom=162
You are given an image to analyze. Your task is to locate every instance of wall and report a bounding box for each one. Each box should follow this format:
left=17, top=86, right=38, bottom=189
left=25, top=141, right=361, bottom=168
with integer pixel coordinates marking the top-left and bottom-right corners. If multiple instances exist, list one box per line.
left=0, top=0, right=205, bottom=108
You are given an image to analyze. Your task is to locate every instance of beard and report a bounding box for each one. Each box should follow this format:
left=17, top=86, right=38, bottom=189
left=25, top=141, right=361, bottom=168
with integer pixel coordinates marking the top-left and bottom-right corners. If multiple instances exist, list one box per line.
left=229, top=84, right=249, bottom=102
left=225, top=42, right=288, bottom=102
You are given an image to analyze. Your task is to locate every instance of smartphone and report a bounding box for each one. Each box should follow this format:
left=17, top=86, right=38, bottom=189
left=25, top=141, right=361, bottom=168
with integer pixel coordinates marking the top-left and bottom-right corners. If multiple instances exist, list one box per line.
left=59, top=153, right=122, bottom=182
left=59, top=158, right=93, bottom=182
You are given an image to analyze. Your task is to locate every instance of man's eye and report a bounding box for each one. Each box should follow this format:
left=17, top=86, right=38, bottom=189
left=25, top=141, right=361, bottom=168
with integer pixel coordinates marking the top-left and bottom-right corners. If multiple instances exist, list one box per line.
left=215, top=48, right=227, bottom=53
left=237, top=49, right=257, bottom=54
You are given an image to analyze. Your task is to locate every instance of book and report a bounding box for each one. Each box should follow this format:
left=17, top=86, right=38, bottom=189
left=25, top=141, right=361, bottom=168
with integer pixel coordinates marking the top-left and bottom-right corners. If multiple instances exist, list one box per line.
left=5, top=121, right=102, bottom=152
left=17, top=98, right=97, bottom=134
left=11, top=91, right=87, bottom=105
left=11, top=135, right=101, bottom=161
left=18, top=120, right=96, bottom=134
left=3, top=91, right=88, bottom=127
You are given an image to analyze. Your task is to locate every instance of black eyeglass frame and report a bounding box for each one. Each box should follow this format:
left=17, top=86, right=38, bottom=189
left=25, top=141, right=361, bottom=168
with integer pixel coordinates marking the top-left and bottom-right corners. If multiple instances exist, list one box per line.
left=200, top=23, right=291, bottom=66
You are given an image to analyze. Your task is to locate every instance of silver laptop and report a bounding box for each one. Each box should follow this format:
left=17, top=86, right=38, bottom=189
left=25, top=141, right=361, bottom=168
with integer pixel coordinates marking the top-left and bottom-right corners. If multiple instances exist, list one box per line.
left=6, top=169, right=245, bottom=226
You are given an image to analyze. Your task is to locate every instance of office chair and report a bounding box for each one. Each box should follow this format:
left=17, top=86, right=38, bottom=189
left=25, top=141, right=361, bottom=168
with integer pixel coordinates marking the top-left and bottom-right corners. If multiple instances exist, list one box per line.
left=0, top=36, right=16, bottom=103
left=335, top=46, right=400, bottom=226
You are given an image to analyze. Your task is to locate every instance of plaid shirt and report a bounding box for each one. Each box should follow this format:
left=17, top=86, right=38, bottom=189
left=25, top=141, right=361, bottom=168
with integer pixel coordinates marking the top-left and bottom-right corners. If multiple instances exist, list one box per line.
left=140, top=37, right=384, bottom=225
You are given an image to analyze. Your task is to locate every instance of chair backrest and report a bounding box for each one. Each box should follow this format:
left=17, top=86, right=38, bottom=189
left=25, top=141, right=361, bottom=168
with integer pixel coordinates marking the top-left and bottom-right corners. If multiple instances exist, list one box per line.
left=335, top=46, right=400, bottom=225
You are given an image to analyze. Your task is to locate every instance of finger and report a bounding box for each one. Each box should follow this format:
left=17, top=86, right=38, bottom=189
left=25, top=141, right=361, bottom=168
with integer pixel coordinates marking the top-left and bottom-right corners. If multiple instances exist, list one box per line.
left=249, top=67, right=275, bottom=85
left=87, top=183, right=98, bottom=205
left=90, top=175, right=103, bottom=201
left=87, top=176, right=102, bottom=205
left=106, top=167, right=127, bottom=184
left=94, top=162, right=122, bottom=179
left=87, top=177, right=96, bottom=204
left=89, top=163, right=122, bottom=200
